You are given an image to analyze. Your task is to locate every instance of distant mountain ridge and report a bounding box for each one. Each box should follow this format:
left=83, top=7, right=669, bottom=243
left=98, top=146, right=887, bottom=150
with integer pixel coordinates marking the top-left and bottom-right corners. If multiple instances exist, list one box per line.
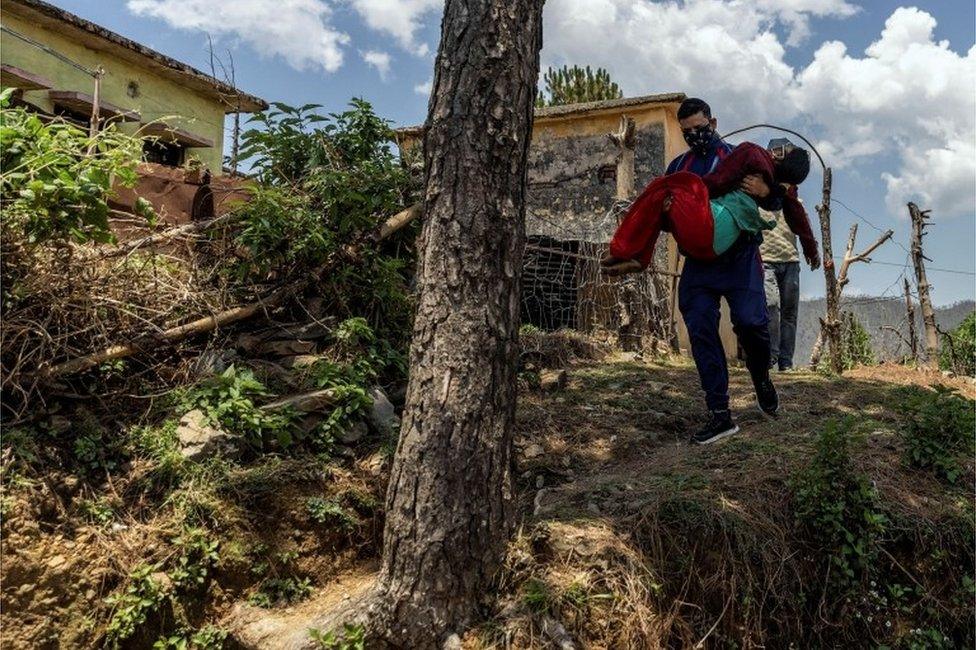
left=793, top=298, right=974, bottom=363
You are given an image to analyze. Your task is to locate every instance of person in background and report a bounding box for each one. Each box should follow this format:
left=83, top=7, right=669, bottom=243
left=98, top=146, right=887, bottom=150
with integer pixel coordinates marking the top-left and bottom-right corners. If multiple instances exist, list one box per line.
left=760, top=138, right=821, bottom=371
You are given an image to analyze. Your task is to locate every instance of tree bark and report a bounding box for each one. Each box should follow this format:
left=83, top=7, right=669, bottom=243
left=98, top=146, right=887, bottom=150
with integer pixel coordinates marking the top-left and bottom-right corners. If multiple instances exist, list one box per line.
left=366, top=0, right=545, bottom=646
left=908, top=202, right=939, bottom=366
left=814, top=167, right=844, bottom=373
left=903, top=277, right=919, bottom=363
left=808, top=215, right=892, bottom=369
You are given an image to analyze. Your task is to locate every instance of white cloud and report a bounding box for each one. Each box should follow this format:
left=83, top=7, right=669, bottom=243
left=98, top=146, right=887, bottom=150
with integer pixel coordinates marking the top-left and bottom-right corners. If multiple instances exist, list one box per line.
left=413, top=79, right=433, bottom=96
left=541, top=0, right=798, bottom=127
left=127, top=0, right=349, bottom=73
left=882, top=142, right=976, bottom=217
left=541, top=2, right=976, bottom=218
left=362, top=50, right=392, bottom=81
left=754, top=0, right=859, bottom=45
left=788, top=7, right=976, bottom=217
left=349, top=0, right=442, bottom=56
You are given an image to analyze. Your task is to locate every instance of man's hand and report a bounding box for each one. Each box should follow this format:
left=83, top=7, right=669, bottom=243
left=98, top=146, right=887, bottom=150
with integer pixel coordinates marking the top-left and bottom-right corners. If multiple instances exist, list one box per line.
left=805, top=251, right=821, bottom=271
left=740, top=174, right=770, bottom=198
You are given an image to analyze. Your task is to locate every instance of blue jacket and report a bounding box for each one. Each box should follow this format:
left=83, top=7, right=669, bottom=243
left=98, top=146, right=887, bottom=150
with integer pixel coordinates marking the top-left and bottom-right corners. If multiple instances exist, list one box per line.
left=665, top=135, right=733, bottom=177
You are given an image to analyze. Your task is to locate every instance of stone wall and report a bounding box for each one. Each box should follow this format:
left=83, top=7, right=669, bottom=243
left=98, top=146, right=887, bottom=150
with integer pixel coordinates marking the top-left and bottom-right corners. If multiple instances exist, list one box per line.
left=525, top=122, right=666, bottom=242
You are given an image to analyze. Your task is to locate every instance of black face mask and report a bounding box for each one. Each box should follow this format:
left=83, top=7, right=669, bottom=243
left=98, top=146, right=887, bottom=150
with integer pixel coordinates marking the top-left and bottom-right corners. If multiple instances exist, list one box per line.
left=683, top=124, right=714, bottom=155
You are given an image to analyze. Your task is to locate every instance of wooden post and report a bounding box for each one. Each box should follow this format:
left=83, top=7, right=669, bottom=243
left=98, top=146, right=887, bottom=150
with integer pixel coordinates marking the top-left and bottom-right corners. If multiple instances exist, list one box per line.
left=88, top=66, right=104, bottom=139
left=903, top=277, right=919, bottom=364
left=908, top=202, right=938, bottom=366
left=814, top=167, right=843, bottom=373
left=608, top=115, right=636, bottom=201
left=808, top=214, right=893, bottom=368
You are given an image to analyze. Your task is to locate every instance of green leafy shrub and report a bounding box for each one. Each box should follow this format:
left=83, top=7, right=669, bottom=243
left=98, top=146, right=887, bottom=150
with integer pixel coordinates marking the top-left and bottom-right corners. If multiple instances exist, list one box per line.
left=939, top=311, right=975, bottom=377
left=168, top=528, right=220, bottom=589
left=309, top=623, right=365, bottom=650
left=249, top=576, right=313, bottom=608
left=305, top=496, right=357, bottom=530
left=0, top=87, right=154, bottom=245
left=303, top=318, right=405, bottom=443
left=819, top=311, right=875, bottom=372
left=178, top=366, right=299, bottom=451
left=234, top=100, right=415, bottom=346
left=791, top=418, right=887, bottom=591
left=899, top=386, right=975, bottom=483
left=104, top=563, right=168, bottom=646
left=153, top=625, right=227, bottom=650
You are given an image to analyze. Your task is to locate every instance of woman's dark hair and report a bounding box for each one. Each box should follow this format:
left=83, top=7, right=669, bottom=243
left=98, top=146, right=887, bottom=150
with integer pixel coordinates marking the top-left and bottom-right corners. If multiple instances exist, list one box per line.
left=677, top=97, right=711, bottom=120
left=775, top=147, right=811, bottom=185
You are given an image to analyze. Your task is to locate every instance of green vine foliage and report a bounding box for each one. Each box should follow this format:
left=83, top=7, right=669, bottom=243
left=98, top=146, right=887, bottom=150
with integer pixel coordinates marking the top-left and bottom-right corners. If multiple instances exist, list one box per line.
left=233, top=98, right=415, bottom=345
left=899, top=385, right=975, bottom=483
left=536, top=65, right=623, bottom=107
left=939, top=311, right=975, bottom=377
left=791, top=418, right=887, bottom=594
left=0, top=87, right=154, bottom=245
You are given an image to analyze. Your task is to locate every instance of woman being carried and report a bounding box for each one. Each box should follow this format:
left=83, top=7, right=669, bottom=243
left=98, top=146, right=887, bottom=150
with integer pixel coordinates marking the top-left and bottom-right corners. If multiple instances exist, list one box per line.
left=601, top=142, right=818, bottom=274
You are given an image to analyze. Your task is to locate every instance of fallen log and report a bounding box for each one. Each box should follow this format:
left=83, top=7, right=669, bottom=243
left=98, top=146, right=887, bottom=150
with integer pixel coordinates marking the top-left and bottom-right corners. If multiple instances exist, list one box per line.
left=38, top=204, right=423, bottom=379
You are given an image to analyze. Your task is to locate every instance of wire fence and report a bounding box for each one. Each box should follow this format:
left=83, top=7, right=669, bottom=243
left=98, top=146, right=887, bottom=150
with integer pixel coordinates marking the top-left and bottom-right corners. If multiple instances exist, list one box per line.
left=520, top=201, right=676, bottom=352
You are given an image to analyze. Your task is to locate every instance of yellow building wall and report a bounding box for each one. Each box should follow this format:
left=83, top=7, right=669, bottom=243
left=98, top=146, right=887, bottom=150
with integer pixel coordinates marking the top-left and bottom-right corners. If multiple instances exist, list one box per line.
left=1, top=13, right=226, bottom=172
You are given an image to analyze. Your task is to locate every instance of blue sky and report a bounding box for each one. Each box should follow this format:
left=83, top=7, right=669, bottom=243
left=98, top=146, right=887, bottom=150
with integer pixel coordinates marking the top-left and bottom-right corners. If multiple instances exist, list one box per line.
left=50, top=0, right=976, bottom=305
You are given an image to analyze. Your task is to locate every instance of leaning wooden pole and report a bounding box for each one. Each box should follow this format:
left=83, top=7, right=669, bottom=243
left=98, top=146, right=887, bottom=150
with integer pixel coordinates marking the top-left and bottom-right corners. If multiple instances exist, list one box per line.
left=903, top=277, right=919, bottom=364
left=908, top=202, right=939, bottom=366
left=814, top=167, right=844, bottom=373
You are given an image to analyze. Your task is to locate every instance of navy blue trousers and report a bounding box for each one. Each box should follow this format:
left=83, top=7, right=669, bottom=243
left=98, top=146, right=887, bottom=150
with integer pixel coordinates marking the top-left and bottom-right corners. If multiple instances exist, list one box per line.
left=679, top=240, right=772, bottom=411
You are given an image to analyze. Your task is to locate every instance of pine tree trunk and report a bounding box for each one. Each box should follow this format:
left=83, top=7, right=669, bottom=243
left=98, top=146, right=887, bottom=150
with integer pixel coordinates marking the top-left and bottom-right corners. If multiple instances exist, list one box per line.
left=367, top=0, right=545, bottom=646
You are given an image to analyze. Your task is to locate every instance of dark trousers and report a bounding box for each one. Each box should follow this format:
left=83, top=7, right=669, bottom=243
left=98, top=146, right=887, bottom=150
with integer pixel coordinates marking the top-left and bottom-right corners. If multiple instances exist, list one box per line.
left=679, top=241, right=771, bottom=411
left=764, top=261, right=801, bottom=370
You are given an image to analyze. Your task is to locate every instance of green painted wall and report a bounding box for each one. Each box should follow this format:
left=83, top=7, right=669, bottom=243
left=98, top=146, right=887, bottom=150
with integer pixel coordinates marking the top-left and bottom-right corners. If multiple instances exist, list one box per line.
left=1, top=13, right=226, bottom=172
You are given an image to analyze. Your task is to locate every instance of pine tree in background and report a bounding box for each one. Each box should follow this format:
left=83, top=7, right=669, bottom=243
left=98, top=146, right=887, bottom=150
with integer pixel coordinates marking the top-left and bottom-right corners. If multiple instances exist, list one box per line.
left=536, top=65, right=623, bottom=107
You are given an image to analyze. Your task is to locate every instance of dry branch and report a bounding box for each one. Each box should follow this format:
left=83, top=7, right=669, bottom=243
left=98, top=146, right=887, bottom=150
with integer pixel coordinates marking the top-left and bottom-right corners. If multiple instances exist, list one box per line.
left=909, top=202, right=938, bottom=366
left=94, top=213, right=233, bottom=260
left=36, top=205, right=423, bottom=379
left=809, top=222, right=893, bottom=368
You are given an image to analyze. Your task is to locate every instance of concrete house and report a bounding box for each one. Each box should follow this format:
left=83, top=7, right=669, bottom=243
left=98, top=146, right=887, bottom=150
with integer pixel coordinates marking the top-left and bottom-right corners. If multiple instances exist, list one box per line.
left=398, top=93, right=737, bottom=356
left=1, top=0, right=266, bottom=174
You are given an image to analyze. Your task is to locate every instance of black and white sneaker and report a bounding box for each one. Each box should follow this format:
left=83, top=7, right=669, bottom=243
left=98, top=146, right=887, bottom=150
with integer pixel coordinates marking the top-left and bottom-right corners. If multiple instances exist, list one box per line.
left=756, top=379, right=779, bottom=417
left=691, top=410, right=739, bottom=445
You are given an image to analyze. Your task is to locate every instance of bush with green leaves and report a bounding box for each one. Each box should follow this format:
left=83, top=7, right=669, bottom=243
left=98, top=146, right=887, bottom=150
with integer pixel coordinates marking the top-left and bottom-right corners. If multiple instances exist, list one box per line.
left=248, top=576, right=313, bottom=608
left=939, top=311, right=975, bottom=376
left=309, top=624, right=365, bottom=650
left=104, top=563, right=168, bottom=646
left=153, top=625, right=227, bottom=650
left=304, top=318, right=405, bottom=441
left=0, top=87, right=154, bottom=245
left=178, top=366, right=299, bottom=451
left=818, top=311, right=875, bottom=372
left=233, top=100, right=415, bottom=346
left=899, top=386, right=975, bottom=483
left=791, top=418, right=887, bottom=592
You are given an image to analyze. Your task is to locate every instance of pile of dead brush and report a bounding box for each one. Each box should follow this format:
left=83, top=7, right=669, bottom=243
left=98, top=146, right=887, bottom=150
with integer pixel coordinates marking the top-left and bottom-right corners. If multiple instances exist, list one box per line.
left=1, top=98, right=419, bottom=425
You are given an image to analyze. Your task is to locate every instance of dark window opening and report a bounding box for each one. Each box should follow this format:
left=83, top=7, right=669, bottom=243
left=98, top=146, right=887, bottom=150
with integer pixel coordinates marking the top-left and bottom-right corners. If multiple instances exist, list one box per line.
left=598, top=164, right=617, bottom=184
left=142, top=140, right=186, bottom=167
left=52, top=103, right=90, bottom=128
